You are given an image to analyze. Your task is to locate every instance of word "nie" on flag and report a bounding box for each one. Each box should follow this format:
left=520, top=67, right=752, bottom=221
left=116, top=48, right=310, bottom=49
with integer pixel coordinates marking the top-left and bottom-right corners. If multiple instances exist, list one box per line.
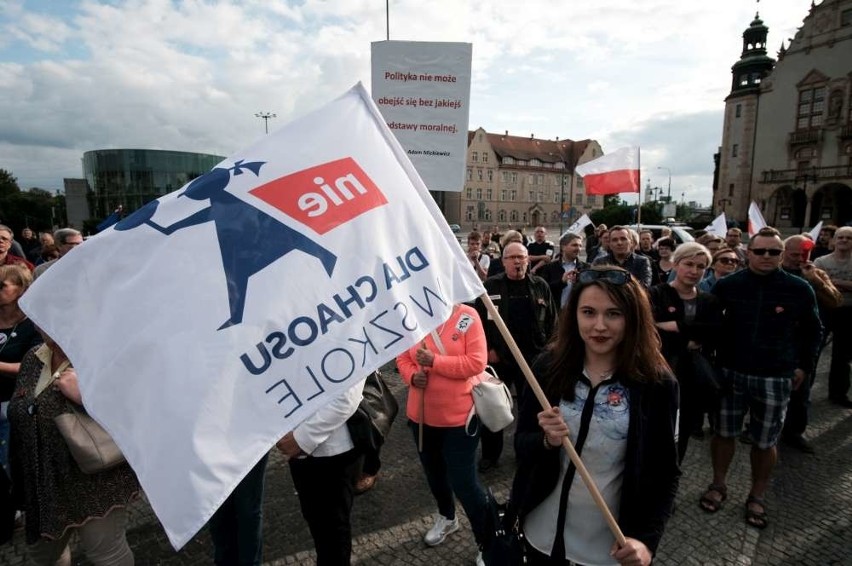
left=21, top=83, right=485, bottom=549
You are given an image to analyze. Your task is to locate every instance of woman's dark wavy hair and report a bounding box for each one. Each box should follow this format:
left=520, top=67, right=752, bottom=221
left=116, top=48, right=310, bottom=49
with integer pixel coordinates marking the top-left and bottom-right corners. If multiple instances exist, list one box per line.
left=542, top=266, right=669, bottom=401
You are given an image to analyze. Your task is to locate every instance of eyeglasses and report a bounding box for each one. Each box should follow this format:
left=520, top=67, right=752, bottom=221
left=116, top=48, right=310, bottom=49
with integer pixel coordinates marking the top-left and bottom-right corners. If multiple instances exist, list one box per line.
left=503, top=254, right=528, bottom=261
left=716, top=257, right=739, bottom=265
left=577, top=269, right=632, bottom=285
left=749, top=248, right=782, bottom=257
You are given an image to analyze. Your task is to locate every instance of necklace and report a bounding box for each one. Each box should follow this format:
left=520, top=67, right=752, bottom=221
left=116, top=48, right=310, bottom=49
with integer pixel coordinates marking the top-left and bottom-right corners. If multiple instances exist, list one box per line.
left=583, top=366, right=614, bottom=382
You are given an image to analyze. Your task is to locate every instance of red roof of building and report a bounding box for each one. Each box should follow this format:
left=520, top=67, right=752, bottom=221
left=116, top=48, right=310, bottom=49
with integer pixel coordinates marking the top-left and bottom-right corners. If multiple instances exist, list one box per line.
left=469, top=130, right=592, bottom=169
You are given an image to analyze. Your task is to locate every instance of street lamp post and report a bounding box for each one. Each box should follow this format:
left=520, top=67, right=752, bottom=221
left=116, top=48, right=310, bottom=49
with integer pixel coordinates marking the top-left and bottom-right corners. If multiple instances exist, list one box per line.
left=657, top=166, right=671, bottom=201
left=255, top=111, right=277, bottom=134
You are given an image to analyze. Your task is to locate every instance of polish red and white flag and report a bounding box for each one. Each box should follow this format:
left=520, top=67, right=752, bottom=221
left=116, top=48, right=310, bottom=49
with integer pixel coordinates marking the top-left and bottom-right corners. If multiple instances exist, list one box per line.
left=575, top=146, right=640, bottom=195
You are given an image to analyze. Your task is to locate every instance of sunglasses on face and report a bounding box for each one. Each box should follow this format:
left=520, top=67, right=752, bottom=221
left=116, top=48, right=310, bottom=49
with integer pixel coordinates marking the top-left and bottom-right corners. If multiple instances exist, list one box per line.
left=577, top=269, right=632, bottom=285
left=749, top=248, right=783, bottom=257
left=716, top=257, right=739, bottom=265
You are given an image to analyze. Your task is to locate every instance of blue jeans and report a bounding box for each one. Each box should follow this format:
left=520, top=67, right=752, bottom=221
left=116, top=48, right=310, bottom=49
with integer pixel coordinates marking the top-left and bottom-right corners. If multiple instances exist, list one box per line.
left=208, top=453, right=269, bottom=566
left=409, top=419, right=488, bottom=545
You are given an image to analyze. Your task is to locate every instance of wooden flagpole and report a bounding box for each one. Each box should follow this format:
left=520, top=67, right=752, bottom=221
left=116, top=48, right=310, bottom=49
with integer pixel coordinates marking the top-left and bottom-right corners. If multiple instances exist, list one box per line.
left=479, top=293, right=627, bottom=547
left=418, top=341, right=427, bottom=452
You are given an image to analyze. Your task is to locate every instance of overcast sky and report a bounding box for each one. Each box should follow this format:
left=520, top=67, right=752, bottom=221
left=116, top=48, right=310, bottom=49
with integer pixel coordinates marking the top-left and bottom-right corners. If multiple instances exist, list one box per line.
left=0, top=0, right=812, bottom=205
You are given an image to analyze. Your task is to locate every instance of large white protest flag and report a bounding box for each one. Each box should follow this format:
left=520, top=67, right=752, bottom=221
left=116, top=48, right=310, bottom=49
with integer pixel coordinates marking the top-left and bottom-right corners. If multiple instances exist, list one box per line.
left=20, top=83, right=485, bottom=549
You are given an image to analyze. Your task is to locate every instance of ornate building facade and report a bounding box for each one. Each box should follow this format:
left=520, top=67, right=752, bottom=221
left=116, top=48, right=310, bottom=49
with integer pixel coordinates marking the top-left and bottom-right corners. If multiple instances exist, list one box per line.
left=714, top=0, right=852, bottom=229
left=448, top=128, right=603, bottom=230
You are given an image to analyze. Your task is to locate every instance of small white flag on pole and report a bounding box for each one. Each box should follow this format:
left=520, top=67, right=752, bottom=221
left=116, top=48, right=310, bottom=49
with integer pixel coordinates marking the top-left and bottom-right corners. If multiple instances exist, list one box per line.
left=808, top=220, right=823, bottom=242
left=563, top=214, right=593, bottom=238
left=747, top=201, right=768, bottom=236
left=20, top=83, right=485, bottom=549
left=704, top=212, right=727, bottom=236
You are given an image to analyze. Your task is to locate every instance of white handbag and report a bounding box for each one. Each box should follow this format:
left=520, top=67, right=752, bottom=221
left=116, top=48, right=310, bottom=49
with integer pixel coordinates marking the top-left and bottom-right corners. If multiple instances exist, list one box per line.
left=428, top=328, right=515, bottom=433
left=470, top=366, right=515, bottom=432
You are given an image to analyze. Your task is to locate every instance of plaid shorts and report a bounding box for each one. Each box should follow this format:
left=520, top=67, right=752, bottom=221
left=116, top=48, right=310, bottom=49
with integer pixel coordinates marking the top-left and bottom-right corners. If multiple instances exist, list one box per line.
left=715, top=369, right=793, bottom=449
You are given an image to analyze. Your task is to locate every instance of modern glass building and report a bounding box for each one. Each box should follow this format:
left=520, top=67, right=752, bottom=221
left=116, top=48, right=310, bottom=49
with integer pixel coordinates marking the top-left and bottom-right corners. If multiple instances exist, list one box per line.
left=83, top=149, right=225, bottom=218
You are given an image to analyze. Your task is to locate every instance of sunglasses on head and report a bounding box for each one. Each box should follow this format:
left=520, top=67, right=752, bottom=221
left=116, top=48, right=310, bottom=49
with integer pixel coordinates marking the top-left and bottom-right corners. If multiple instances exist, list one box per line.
left=749, top=248, right=782, bottom=257
left=577, top=269, right=632, bottom=285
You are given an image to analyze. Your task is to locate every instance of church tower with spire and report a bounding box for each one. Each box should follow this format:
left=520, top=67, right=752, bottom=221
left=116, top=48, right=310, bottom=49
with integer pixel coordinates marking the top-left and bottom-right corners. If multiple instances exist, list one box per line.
left=715, top=0, right=852, bottom=230
left=714, top=11, right=776, bottom=224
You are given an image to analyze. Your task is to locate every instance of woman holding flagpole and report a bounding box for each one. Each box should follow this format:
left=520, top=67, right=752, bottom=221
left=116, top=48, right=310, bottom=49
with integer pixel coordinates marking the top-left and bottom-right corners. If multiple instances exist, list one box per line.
left=510, top=266, right=679, bottom=565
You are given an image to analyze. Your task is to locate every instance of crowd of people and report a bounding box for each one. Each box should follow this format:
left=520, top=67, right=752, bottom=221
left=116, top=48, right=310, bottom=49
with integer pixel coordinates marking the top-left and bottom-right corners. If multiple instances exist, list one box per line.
left=0, top=219, right=849, bottom=565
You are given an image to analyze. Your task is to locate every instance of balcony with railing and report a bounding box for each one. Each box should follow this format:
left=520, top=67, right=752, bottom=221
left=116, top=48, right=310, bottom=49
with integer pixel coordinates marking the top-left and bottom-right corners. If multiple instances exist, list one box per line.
left=788, top=129, right=822, bottom=145
left=840, top=124, right=852, bottom=140
left=760, top=165, right=852, bottom=184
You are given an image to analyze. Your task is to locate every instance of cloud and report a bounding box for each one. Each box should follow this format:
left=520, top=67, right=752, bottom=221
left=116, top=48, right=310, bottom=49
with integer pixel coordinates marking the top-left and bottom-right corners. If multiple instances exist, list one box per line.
left=0, top=0, right=811, bottom=201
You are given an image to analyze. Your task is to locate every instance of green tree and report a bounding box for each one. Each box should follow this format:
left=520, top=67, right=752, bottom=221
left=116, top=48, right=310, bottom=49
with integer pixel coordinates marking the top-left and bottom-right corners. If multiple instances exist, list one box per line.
left=0, top=188, right=62, bottom=234
left=590, top=195, right=663, bottom=227
left=0, top=169, right=20, bottom=198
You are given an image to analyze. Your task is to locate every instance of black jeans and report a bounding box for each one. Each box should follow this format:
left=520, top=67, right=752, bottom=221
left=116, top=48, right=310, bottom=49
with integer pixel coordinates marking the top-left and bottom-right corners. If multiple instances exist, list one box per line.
left=480, top=361, right=522, bottom=463
left=525, top=540, right=577, bottom=565
left=289, top=449, right=360, bottom=566
left=828, top=306, right=852, bottom=401
left=361, top=446, right=381, bottom=476
left=208, top=453, right=269, bottom=566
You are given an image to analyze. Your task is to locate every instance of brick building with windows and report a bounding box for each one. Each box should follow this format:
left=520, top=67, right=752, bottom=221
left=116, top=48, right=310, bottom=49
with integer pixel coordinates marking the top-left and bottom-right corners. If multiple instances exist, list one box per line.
left=449, top=127, right=603, bottom=231
left=714, top=0, right=852, bottom=228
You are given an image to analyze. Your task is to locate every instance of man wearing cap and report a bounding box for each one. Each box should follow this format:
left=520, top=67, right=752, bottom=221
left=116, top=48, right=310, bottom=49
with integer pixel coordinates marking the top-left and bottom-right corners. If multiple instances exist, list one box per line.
left=779, top=235, right=841, bottom=452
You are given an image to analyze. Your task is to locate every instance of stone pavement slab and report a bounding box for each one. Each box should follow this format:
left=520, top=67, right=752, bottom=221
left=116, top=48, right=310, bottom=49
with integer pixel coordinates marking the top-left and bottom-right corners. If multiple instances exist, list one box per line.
left=1, top=351, right=849, bottom=565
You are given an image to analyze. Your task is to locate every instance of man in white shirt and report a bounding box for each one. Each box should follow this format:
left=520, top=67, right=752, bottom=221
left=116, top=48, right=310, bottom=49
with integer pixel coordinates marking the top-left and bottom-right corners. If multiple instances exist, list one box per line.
left=814, top=226, right=852, bottom=407
left=466, top=231, right=490, bottom=282
left=276, top=380, right=365, bottom=564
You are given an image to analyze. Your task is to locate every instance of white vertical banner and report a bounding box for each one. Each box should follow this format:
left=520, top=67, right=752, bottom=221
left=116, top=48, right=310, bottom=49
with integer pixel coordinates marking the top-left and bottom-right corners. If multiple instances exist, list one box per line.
left=371, top=41, right=472, bottom=192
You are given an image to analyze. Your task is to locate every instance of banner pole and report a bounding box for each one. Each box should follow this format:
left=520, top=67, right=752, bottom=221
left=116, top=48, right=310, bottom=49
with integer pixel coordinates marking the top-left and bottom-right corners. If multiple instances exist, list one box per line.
left=479, top=293, right=627, bottom=546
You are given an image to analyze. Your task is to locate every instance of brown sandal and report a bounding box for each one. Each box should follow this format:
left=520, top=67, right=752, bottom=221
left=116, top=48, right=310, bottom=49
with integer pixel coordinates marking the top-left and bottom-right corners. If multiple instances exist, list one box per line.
left=745, top=495, right=768, bottom=529
left=699, top=483, right=727, bottom=513
left=354, top=474, right=377, bottom=495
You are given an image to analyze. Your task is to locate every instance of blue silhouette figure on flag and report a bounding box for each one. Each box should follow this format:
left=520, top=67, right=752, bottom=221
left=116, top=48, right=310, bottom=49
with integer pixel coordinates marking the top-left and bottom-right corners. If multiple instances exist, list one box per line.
left=115, top=160, right=337, bottom=330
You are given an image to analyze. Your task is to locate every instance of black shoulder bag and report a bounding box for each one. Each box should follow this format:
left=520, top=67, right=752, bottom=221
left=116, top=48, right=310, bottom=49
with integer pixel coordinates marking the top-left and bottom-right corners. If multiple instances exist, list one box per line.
left=346, top=370, right=399, bottom=452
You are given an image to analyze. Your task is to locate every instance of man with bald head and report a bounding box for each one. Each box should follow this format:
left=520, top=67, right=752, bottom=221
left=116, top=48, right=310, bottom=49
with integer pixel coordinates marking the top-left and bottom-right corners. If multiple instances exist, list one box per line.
left=814, top=226, right=852, bottom=408
left=475, top=241, right=557, bottom=471
left=779, top=235, right=842, bottom=452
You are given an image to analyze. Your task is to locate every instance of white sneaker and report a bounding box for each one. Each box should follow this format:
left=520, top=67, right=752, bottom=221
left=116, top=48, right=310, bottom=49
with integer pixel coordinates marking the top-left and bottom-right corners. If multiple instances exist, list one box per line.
left=424, top=514, right=459, bottom=546
left=475, top=551, right=485, bottom=566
